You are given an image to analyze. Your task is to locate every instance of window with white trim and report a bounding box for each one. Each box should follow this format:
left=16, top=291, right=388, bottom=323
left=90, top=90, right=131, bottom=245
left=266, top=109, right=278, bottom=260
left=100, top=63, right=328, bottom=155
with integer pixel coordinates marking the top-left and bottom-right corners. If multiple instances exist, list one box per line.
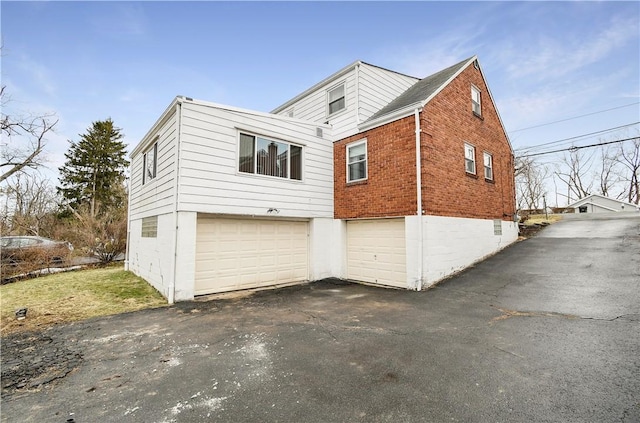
left=141, top=216, right=158, bottom=238
left=347, top=140, right=367, bottom=182
left=484, top=152, right=493, bottom=180
left=465, top=143, right=476, bottom=174
left=238, top=132, right=302, bottom=180
left=143, top=142, right=157, bottom=184
left=327, top=83, right=345, bottom=116
left=471, top=85, right=482, bottom=116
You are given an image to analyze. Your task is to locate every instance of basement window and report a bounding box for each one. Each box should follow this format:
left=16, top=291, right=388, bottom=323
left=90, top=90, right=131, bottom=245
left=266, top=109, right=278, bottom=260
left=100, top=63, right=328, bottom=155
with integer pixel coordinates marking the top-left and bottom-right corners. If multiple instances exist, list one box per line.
left=239, top=132, right=302, bottom=180
left=141, top=216, right=158, bottom=238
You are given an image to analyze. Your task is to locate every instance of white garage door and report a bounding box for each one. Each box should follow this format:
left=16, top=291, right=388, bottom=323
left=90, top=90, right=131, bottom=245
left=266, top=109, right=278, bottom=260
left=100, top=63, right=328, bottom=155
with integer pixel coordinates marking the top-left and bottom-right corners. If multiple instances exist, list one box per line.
left=347, top=219, right=407, bottom=288
left=195, top=217, right=308, bottom=295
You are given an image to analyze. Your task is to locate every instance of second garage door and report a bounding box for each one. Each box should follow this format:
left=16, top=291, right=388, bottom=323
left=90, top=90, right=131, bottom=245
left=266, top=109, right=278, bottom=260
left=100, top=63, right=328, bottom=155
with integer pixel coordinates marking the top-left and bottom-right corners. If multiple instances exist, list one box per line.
left=195, top=217, right=308, bottom=295
left=347, top=218, right=407, bottom=288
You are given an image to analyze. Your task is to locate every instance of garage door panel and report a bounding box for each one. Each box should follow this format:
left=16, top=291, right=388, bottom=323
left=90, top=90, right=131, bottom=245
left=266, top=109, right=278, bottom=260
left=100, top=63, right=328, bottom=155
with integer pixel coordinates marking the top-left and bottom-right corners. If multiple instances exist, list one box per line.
left=347, top=219, right=407, bottom=288
left=195, top=218, right=309, bottom=295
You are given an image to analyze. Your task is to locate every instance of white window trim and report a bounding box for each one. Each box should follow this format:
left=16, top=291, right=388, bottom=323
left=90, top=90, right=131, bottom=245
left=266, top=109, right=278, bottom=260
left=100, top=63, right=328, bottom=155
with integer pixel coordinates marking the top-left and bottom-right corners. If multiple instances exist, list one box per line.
left=465, top=143, right=476, bottom=175
left=143, top=142, right=158, bottom=185
left=471, top=85, right=482, bottom=116
left=346, top=139, right=367, bottom=183
left=326, top=81, right=346, bottom=117
left=237, top=131, right=304, bottom=181
left=484, top=152, right=493, bottom=181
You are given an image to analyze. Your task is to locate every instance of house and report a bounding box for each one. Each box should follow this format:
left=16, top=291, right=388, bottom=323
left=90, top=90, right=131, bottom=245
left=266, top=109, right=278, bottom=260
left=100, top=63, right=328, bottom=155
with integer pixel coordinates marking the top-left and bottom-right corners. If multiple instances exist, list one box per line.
left=126, top=56, right=518, bottom=302
left=568, top=194, right=639, bottom=214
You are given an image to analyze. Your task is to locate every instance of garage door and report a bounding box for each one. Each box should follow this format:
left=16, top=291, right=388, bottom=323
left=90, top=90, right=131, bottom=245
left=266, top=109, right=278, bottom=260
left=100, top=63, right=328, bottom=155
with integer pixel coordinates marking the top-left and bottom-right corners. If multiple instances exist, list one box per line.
left=347, top=219, right=407, bottom=288
left=195, top=217, right=308, bottom=295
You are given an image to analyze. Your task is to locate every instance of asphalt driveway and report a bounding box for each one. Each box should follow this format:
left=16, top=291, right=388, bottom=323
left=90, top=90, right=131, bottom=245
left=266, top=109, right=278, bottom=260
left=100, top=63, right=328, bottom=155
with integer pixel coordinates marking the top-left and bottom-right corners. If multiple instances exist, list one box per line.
left=2, top=214, right=639, bottom=422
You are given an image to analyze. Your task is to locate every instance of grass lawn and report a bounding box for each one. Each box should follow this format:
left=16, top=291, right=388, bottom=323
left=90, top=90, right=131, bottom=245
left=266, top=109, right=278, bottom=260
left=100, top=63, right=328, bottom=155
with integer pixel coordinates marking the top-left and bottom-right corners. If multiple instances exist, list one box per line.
left=522, top=213, right=563, bottom=226
left=0, top=265, right=167, bottom=336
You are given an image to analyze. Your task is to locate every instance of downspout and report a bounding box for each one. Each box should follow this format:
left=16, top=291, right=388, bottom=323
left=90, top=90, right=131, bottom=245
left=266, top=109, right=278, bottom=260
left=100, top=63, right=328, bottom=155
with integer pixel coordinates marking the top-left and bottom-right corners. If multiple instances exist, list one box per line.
left=124, top=172, right=132, bottom=271
left=169, top=99, right=183, bottom=304
left=414, top=108, right=424, bottom=291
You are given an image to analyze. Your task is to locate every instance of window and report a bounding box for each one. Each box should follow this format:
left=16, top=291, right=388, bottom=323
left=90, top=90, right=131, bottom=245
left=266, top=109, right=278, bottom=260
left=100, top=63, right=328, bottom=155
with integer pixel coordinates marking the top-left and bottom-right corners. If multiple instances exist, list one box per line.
left=143, top=143, right=157, bottom=184
left=141, top=216, right=158, bottom=238
left=327, top=83, right=345, bottom=116
left=347, top=140, right=367, bottom=182
left=484, top=152, right=493, bottom=180
left=239, top=133, right=302, bottom=180
left=471, top=85, right=481, bottom=116
left=465, top=143, right=476, bottom=174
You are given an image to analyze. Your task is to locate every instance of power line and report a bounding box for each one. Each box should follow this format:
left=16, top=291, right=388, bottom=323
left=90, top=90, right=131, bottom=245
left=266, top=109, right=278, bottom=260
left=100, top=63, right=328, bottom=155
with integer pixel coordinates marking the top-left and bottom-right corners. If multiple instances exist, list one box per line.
left=516, top=136, right=639, bottom=158
left=513, top=122, right=640, bottom=153
left=509, top=101, right=640, bottom=133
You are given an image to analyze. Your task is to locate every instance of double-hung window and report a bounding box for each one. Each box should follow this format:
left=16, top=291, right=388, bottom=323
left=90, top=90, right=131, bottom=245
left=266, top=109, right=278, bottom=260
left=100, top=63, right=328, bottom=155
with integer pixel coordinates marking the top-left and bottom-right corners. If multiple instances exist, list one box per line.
left=143, top=142, right=157, bottom=184
left=239, top=132, right=302, bottom=180
left=464, top=143, right=476, bottom=174
left=484, top=152, right=493, bottom=180
left=471, top=85, right=482, bottom=116
left=327, top=83, right=346, bottom=116
left=347, top=140, right=367, bottom=182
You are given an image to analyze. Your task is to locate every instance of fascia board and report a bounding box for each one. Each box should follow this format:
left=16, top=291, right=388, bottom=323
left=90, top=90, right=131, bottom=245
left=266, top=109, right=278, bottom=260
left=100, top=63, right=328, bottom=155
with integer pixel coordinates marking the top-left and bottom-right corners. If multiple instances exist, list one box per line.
left=358, top=102, right=423, bottom=132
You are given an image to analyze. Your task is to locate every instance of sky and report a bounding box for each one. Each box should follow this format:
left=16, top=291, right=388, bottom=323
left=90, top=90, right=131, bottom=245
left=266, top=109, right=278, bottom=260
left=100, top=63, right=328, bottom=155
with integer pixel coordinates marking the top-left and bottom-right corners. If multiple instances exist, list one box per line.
left=2, top=1, right=639, bottom=202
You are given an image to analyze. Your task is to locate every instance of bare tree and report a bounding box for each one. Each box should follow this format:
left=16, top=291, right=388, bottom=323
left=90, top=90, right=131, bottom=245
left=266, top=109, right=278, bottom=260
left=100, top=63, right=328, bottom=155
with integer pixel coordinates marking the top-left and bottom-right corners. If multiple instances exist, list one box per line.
left=555, top=147, right=594, bottom=202
left=618, top=137, right=640, bottom=204
left=0, top=173, right=58, bottom=236
left=596, top=144, right=623, bottom=198
left=1, top=86, right=58, bottom=182
left=515, top=157, right=550, bottom=210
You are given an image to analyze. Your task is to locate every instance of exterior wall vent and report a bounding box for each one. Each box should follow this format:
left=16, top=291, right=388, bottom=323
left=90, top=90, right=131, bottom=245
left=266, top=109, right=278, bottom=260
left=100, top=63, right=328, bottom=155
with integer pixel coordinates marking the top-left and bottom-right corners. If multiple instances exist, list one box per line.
left=316, top=127, right=323, bottom=138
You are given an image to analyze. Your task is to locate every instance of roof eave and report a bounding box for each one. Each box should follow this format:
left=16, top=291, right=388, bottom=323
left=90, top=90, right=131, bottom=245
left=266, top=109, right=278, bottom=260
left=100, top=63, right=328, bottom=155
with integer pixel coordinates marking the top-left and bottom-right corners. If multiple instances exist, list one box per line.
left=358, top=102, right=424, bottom=132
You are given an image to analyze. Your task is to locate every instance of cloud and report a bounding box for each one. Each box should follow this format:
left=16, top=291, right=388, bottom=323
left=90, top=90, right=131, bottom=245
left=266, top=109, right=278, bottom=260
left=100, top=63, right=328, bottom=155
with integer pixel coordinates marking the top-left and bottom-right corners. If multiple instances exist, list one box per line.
left=90, top=3, right=148, bottom=38
left=13, top=53, right=57, bottom=97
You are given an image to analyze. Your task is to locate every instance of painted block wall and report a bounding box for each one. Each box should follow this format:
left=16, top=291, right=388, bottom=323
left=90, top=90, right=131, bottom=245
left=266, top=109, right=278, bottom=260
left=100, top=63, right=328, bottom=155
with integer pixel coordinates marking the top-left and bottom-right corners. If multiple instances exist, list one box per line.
left=126, top=212, right=176, bottom=299
left=419, top=215, right=518, bottom=285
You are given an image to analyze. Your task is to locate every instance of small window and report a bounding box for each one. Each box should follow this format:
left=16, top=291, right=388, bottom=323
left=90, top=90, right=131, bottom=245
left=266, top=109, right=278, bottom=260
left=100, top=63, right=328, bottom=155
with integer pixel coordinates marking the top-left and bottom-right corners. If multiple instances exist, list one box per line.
left=347, top=140, right=367, bottom=182
left=471, top=85, right=481, bottom=116
left=465, top=143, right=476, bottom=174
left=484, top=152, right=493, bottom=180
left=327, top=83, right=345, bottom=116
left=239, top=132, right=302, bottom=180
left=141, top=216, right=158, bottom=238
left=143, top=143, right=157, bottom=184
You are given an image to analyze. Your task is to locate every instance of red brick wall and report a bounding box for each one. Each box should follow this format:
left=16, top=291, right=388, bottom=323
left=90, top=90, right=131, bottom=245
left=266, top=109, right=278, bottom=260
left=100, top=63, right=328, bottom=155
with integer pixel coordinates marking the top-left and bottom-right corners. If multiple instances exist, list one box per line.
left=334, top=115, right=417, bottom=219
left=420, top=64, right=516, bottom=220
left=333, top=63, right=516, bottom=221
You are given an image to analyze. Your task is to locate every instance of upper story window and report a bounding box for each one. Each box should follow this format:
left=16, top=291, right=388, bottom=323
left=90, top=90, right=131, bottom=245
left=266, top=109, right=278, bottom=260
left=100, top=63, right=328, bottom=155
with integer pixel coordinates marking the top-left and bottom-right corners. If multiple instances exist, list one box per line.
left=471, top=85, right=482, bottom=116
left=484, top=152, right=493, bottom=180
left=143, top=142, right=157, bottom=184
left=239, top=132, right=302, bottom=180
left=327, top=83, right=346, bottom=116
left=464, top=143, right=476, bottom=175
left=347, top=139, right=367, bottom=182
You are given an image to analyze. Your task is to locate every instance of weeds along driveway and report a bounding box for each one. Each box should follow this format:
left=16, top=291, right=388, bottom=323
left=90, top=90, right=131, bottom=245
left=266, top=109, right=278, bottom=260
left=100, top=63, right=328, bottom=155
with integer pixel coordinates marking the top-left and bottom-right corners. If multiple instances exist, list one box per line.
left=2, top=215, right=639, bottom=423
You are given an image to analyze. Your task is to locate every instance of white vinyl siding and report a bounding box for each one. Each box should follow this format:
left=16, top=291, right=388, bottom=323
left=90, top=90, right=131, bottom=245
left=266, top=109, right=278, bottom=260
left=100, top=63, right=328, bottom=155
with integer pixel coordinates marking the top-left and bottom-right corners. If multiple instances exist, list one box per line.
left=195, top=217, right=308, bottom=295
left=272, top=63, right=418, bottom=141
left=357, top=64, right=418, bottom=124
left=465, top=143, right=476, bottom=174
left=347, top=219, right=407, bottom=288
left=129, top=109, right=178, bottom=220
left=177, top=102, right=333, bottom=218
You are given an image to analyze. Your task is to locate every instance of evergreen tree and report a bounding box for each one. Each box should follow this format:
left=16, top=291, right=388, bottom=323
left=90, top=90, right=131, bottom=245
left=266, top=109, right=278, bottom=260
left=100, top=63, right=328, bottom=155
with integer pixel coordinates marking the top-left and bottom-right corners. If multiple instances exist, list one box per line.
left=58, top=119, right=128, bottom=217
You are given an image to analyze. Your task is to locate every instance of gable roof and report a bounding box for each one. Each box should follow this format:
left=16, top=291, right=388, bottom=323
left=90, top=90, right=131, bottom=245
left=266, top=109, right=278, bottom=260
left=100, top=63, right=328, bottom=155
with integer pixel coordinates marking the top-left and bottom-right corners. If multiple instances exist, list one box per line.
left=364, top=56, right=474, bottom=125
